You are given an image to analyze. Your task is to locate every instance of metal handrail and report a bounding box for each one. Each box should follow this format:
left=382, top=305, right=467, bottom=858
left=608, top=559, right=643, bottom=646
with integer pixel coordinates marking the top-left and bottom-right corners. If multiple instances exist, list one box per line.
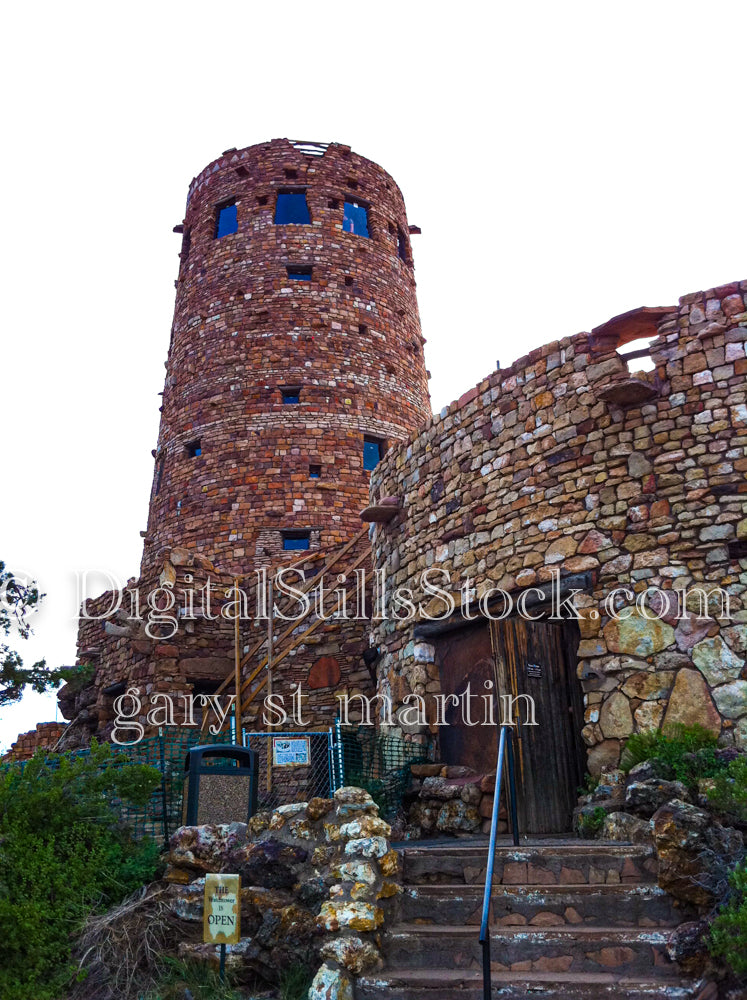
left=479, top=725, right=520, bottom=1000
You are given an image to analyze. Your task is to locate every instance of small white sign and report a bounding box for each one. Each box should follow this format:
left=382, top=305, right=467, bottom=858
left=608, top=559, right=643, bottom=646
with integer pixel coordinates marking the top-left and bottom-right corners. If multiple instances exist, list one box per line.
left=272, top=736, right=310, bottom=767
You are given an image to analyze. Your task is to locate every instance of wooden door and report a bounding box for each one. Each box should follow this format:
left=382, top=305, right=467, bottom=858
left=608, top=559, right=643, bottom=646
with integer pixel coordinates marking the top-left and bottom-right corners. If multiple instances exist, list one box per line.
left=491, top=617, right=585, bottom=834
left=434, top=622, right=497, bottom=776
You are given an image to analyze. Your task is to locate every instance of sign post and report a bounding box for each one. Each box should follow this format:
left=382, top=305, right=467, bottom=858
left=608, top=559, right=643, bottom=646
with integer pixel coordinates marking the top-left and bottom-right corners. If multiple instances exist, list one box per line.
left=204, top=873, right=241, bottom=982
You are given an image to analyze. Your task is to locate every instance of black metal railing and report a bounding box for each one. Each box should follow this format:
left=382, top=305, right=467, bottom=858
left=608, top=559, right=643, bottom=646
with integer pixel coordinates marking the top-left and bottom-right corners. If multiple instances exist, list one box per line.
left=479, top=724, right=520, bottom=1000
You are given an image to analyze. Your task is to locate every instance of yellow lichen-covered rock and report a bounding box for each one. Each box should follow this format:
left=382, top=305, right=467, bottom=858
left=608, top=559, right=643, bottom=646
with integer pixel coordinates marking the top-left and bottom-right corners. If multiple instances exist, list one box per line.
left=379, top=850, right=400, bottom=877
left=308, top=962, right=354, bottom=1000
left=306, top=796, right=335, bottom=822
left=334, top=860, right=378, bottom=884
left=377, top=880, right=402, bottom=899
left=246, top=811, right=271, bottom=836
left=338, top=815, right=392, bottom=840
left=351, top=880, right=377, bottom=901
left=317, top=900, right=384, bottom=932
left=320, top=936, right=382, bottom=974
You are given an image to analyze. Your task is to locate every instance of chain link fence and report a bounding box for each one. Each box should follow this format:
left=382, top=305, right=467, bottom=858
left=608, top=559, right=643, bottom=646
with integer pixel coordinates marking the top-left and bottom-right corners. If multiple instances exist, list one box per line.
left=4, top=724, right=426, bottom=839
left=336, top=724, right=428, bottom=816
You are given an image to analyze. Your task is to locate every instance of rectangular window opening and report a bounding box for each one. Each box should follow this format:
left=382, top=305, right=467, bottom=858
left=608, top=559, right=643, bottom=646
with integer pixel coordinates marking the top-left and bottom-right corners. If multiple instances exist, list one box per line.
left=309, top=464, right=321, bottom=479
left=397, top=227, right=409, bottom=263
left=328, top=198, right=340, bottom=209
left=181, top=227, right=192, bottom=262
left=257, top=194, right=268, bottom=206
left=283, top=531, right=310, bottom=551
left=343, top=200, right=369, bottom=238
left=281, top=385, right=302, bottom=404
left=345, top=275, right=354, bottom=287
left=214, top=200, right=238, bottom=238
left=275, top=190, right=311, bottom=225
left=287, top=265, right=312, bottom=281
left=363, top=435, right=385, bottom=472
left=284, top=168, right=298, bottom=180
left=359, top=324, right=369, bottom=336
left=154, top=455, right=166, bottom=495
left=185, top=439, right=202, bottom=458
left=618, top=336, right=657, bottom=374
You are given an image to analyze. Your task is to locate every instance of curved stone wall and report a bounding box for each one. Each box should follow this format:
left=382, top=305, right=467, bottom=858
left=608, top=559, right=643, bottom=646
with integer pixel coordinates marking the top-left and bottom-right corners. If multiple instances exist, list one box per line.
left=370, top=280, right=747, bottom=774
left=142, top=138, right=431, bottom=576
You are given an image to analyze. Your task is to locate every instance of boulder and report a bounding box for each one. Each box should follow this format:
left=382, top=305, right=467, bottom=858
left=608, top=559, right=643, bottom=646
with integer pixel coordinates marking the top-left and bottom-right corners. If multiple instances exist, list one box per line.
left=603, top=614, right=675, bottom=657
left=692, top=635, right=745, bottom=686
left=652, top=799, right=744, bottom=907
left=308, top=962, right=354, bottom=1000
left=602, top=811, right=654, bottom=845
left=436, top=799, right=482, bottom=834
left=625, top=778, right=691, bottom=817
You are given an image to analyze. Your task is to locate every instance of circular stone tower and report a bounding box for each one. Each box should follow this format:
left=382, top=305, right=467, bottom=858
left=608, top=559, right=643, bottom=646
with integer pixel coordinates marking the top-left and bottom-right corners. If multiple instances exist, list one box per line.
left=141, top=139, right=431, bottom=576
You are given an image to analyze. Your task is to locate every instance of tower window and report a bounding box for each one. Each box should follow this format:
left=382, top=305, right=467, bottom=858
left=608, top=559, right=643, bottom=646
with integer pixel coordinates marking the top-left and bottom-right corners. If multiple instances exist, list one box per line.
left=283, top=531, right=310, bottom=551
left=328, top=198, right=340, bottom=209
left=309, top=464, right=321, bottom=479
left=275, top=190, right=311, bottom=225
left=214, top=201, right=238, bottom=238
left=363, top=435, right=384, bottom=472
left=286, top=265, right=312, bottom=281
left=397, top=227, right=409, bottom=262
left=343, top=200, right=369, bottom=238
left=185, top=439, right=202, bottom=458
left=180, top=227, right=192, bottom=262
left=281, top=385, right=302, bottom=404
left=155, top=454, right=166, bottom=495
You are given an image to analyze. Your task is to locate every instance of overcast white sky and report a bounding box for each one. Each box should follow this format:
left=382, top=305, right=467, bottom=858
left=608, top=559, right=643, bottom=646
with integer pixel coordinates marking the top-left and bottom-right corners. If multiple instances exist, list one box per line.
left=1, top=1, right=745, bottom=750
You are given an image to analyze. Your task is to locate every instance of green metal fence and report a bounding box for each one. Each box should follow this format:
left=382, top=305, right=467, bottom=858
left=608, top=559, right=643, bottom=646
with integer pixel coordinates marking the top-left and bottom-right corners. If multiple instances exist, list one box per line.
left=336, top=724, right=428, bottom=816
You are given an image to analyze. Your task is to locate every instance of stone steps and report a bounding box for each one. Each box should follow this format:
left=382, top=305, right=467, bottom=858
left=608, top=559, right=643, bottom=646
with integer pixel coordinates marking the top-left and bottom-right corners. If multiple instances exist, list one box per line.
left=398, top=882, right=691, bottom=928
left=355, top=840, right=699, bottom=1000
left=401, top=843, right=658, bottom=887
left=382, top=924, right=680, bottom=976
left=356, top=969, right=698, bottom=999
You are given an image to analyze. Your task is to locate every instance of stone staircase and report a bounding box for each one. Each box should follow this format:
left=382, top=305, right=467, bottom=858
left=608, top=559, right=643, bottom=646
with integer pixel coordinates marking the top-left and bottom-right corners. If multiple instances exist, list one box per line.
left=356, top=839, right=702, bottom=999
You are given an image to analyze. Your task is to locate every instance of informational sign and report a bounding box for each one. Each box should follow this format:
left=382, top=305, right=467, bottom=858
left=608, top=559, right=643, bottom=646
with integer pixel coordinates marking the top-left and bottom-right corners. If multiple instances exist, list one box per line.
left=203, top=873, right=241, bottom=945
left=272, top=736, right=310, bottom=767
left=526, top=663, right=542, bottom=678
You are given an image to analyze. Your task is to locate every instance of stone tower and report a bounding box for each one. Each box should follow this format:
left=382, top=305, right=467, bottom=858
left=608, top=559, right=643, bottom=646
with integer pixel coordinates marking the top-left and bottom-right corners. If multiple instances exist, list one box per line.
left=57, top=139, right=431, bottom=747
left=142, top=138, right=431, bottom=577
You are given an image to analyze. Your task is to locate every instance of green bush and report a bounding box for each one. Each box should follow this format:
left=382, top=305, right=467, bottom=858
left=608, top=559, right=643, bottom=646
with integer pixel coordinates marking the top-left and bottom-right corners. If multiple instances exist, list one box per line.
left=620, top=724, right=720, bottom=784
left=708, top=756, right=747, bottom=825
left=0, top=741, right=162, bottom=1000
left=710, top=859, right=747, bottom=976
left=577, top=806, right=607, bottom=839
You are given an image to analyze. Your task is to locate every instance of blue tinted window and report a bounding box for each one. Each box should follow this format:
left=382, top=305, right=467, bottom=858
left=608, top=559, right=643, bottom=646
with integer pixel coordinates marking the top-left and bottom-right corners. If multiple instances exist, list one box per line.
left=215, top=202, right=237, bottom=238
left=186, top=439, right=202, bottom=458
left=281, top=388, right=300, bottom=404
left=309, top=464, right=321, bottom=478
left=343, top=201, right=369, bottom=237
left=287, top=266, right=312, bottom=281
left=283, top=532, right=310, bottom=551
left=363, top=436, right=383, bottom=471
left=275, top=191, right=311, bottom=224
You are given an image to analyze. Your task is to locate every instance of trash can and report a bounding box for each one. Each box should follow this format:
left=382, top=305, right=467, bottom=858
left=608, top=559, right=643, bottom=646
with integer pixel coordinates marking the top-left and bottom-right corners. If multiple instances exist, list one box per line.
left=182, top=744, right=259, bottom=826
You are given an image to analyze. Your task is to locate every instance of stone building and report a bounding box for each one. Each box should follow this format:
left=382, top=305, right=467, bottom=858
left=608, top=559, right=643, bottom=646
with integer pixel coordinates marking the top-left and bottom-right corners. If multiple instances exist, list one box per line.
left=49, top=138, right=431, bottom=750
left=369, top=280, right=747, bottom=832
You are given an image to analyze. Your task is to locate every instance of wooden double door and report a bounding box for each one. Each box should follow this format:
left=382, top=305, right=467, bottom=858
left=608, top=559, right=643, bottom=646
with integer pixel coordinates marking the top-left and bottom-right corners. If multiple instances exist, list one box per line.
left=435, top=616, right=585, bottom=834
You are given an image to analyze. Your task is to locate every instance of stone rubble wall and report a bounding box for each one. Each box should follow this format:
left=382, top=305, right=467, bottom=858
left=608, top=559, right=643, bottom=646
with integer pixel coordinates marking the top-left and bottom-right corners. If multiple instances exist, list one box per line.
left=162, top=786, right=399, bottom=997
left=2, top=720, right=67, bottom=761
left=370, top=280, right=747, bottom=774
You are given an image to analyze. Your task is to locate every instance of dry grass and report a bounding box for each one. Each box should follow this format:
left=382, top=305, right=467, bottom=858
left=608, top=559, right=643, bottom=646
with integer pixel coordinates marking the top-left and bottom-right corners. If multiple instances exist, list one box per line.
left=68, top=884, right=198, bottom=1000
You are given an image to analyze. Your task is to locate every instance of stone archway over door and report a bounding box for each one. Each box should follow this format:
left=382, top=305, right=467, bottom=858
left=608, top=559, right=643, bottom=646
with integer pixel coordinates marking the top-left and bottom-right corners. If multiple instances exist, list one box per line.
left=491, top=617, right=586, bottom=834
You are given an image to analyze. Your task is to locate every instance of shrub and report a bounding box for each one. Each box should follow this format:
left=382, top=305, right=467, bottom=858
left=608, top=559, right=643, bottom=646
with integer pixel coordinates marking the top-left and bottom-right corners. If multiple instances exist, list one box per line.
left=709, top=859, right=747, bottom=976
left=620, top=724, right=720, bottom=784
left=577, top=806, right=607, bottom=839
left=0, top=742, right=162, bottom=1000
left=708, top=756, right=747, bottom=825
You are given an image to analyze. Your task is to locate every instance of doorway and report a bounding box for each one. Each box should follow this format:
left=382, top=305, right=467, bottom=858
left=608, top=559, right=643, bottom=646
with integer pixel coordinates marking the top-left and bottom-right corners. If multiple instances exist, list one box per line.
left=434, top=615, right=585, bottom=834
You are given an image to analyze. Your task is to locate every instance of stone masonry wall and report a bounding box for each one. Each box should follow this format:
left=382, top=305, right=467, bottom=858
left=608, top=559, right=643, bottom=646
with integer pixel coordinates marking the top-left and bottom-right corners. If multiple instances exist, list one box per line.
left=369, top=280, right=747, bottom=775
left=143, top=138, right=431, bottom=578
